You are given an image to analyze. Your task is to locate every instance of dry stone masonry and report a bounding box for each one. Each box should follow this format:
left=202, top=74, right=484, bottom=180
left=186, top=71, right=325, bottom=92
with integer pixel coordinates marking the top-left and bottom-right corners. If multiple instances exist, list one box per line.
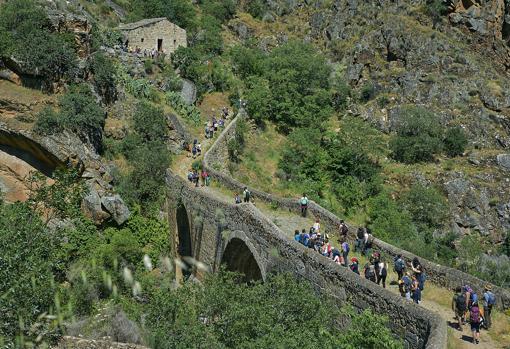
left=118, top=18, right=187, bottom=54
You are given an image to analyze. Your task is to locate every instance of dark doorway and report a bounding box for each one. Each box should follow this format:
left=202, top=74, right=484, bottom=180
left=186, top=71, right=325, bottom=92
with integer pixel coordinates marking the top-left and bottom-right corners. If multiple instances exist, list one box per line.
left=221, top=238, right=262, bottom=282
left=157, top=39, right=163, bottom=52
left=176, top=204, right=192, bottom=278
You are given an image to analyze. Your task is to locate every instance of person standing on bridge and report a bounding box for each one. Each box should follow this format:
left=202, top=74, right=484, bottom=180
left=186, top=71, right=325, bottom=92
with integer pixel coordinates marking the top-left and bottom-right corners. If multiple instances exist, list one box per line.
left=483, top=284, right=496, bottom=329
left=243, top=187, right=251, bottom=203
left=300, top=193, right=309, bottom=217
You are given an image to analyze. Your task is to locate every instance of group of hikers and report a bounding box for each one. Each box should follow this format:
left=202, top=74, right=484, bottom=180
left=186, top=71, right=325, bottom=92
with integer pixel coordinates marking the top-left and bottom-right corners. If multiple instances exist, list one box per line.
left=205, top=107, right=230, bottom=139
left=187, top=168, right=210, bottom=187
left=452, top=284, right=497, bottom=344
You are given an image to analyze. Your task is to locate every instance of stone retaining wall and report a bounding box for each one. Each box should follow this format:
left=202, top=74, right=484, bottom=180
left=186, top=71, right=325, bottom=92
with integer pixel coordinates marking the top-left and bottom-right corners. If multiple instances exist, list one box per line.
left=202, top=112, right=510, bottom=310
left=55, top=336, right=148, bottom=349
left=166, top=171, right=447, bottom=349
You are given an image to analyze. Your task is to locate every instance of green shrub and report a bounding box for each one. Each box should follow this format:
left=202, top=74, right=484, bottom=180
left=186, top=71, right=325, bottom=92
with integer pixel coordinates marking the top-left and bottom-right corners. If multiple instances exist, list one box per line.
left=246, top=0, right=267, bottom=18
left=332, top=79, right=351, bottom=111
left=443, top=126, right=468, bottom=157
left=390, top=106, right=443, bottom=163
left=128, top=0, right=197, bottom=30
left=35, top=85, right=105, bottom=148
left=401, top=184, right=448, bottom=230
left=0, top=0, right=77, bottom=84
left=360, top=82, right=376, bottom=102
left=200, top=0, right=236, bottom=23
left=132, top=102, right=167, bottom=142
left=90, top=52, right=117, bottom=104
left=229, top=45, right=265, bottom=79
left=166, top=91, right=201, bottom=125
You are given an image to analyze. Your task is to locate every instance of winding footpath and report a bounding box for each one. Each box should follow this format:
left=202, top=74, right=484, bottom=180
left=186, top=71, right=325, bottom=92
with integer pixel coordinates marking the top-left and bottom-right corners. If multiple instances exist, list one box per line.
left=169, top=112, right=509, bottom=349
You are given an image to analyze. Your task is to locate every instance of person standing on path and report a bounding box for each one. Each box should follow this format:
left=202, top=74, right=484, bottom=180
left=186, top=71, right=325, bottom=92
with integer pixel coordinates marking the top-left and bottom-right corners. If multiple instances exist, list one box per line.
left=393, top=254, right=406, bottom=282
left=243, top=187, right=251, bottom=203
left=452, top=286, right=467, bottom=331
left=341, top=238, right=350, bottom=267
left=411, top=257, right=425, bottom=290
left=312, top=218, right=321, bottom=234
left=377, top=258, right=388, bottom=288
left=339, top=220, right=349, bottom=238
left=483, top=284, right=496, bottom=329
left=300, top=194, right=309, bottom=217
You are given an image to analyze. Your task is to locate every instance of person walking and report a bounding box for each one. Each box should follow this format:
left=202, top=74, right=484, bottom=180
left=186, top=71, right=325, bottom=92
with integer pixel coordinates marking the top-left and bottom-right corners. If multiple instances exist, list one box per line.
left=300, top=194, right=309, bottom=217
left=412, top=257, right=425, bottom=290
left=339, top=220, right=349, bottom=238
left=483, top=284, right=496, bottom=329
left=355, top=227, right=364, bottom=252
left=341, top=238, right=350, bottom=267
left=400, top=272, right=412, bottom=300
left=411, top=275, right=421, bottom=304
left=452, top=286, right=467, bottom=331
left=312, top=218, right=321, bottom=234
left=470, top=301, right=482, bottom=344
left=349, top=257, right=359, bottom=274
left=377, top=259, right=388, bottom=288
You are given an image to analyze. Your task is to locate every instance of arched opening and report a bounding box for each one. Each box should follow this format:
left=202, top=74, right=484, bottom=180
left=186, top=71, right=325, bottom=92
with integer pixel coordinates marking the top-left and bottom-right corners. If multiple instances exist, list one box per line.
left=176, top=204, right=192, bottom=278
left=221, top=238, right=262, bottom=283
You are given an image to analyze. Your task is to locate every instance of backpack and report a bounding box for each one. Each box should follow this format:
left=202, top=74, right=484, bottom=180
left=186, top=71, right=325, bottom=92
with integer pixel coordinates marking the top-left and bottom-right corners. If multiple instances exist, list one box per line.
left=394, top=258, right=405, bottom=272
left=244, top=190, right=251, bottom=199
left=365, top=265, right=376, bottom=280
left=471, top=292, right=478, bottom=304
left=340, top=223, right=349, bottom=235
left=470, top=306, right=480, bottom=324
left=342, top=242, right=350, bottom=253
left=455, top=293, right=467, bottom=312
left=487, top=291, right=496, bottom=306
left=402, top=276, right=411, bottom=293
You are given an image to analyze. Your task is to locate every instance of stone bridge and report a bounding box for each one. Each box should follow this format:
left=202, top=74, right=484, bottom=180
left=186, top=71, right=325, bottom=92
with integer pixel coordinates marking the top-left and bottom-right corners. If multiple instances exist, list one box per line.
left=165, top=172, right=446, bottom=349
left=166, top=111, right=510, bottom=349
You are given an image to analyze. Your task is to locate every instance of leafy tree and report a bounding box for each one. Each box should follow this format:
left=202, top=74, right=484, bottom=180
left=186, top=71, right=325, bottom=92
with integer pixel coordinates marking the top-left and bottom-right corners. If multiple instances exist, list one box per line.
left=35, top=84, right=105, bottom=150
left=279, top=127, right=329, bottom=186
left=89, top=52, right=117, bottom=104
left=0, top=201, right=59, bottom=347
left=200, top=0, right=236, bottom=23
left=443, top=126, right=467, bottom=157
left=390, top=106, right=443, bottom=163
left=401, top=184, right=448, bottom=230
left=229, top=45, right=265, bottom=79
left=146, top=272, right=403, bottom=348
left=243, top=41, right=333, bottom=132
left=367, top=192, right=417, bottom=244
left=0, top=0, right=77, bottom=83
left=246, top=0, right=267, bottom=19
left=244, top=76, right=271, bottom=125
left=132, top=102, right=167, bottom=142
left=129, top=0, right=197, bottom=30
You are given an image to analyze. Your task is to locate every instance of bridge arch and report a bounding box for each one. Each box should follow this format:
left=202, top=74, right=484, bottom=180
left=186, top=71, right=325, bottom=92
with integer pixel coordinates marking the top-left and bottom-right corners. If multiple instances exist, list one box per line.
left=176, top=203, right=193, bottom=277
left=221, top=231, right=265, bottom=282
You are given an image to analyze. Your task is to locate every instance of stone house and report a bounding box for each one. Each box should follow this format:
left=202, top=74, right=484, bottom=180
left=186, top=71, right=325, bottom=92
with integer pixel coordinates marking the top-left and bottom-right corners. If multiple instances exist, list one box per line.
left=118, top=18, right=187, bottom=54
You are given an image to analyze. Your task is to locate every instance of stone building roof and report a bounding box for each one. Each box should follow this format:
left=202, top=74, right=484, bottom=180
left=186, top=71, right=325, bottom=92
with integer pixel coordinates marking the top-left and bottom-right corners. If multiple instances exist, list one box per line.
left=118, top=17, right=168, bottom=31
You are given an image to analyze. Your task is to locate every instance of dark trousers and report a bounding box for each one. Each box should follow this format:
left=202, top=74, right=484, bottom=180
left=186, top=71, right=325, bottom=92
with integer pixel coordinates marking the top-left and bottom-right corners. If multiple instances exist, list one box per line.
left=301, top=205, right=307, bottom=217
left=244, top=197, right=249, bottom=203
left=342, top=252, right=348, bottom=267
left=484, top=305, right=492, bottom=329
left=396, top=270, right=404, bottom=281
left=377, top=274, right=387, bottom=288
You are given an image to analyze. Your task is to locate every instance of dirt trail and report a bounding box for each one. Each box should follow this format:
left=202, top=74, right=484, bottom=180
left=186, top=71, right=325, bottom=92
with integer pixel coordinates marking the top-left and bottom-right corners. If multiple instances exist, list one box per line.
left=170, top=114, right=508, bottom=349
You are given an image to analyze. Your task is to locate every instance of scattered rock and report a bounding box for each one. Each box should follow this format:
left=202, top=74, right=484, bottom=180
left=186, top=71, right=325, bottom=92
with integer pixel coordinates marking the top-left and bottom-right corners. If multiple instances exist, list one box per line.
left=497, top=154, right=510, bottom=171
left=101, top=195, right=131, bottom=225
left=82, top=187, right=111, bottom=224
left=180, top=79, right=197, bottom=105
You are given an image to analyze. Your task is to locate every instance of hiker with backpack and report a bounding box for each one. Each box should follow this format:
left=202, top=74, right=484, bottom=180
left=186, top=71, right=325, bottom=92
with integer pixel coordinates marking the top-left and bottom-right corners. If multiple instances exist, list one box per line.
left=453, top=286, right=467, bottom=331
left=393, top=254, right=406, bottom=281
left=470, top=301, right=482, bottom=344
left=364, top=262, right=377, bottom=283
left=243, top=187, right=251, bottom=203
left=300, top=194, right=309, bottom=217
left=377, top=258, right=388, bottom=289
left=369, top=251, right=381, bottom=283
left=341, top=238, right=350, bottom=267
left=483, top=284, right=496, bottom=329
left=339, top=220, right=349, bottom=238
left=294, top=230, right=301, bottom=242
left=399, top=273, right=412, bottom=300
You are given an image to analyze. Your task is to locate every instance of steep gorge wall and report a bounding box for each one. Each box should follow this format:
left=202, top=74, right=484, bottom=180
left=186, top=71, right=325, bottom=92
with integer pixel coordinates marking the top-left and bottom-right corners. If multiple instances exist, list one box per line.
left=203, top=112, right=510, bottom=310
left=166, top=171, right=447, bottom=349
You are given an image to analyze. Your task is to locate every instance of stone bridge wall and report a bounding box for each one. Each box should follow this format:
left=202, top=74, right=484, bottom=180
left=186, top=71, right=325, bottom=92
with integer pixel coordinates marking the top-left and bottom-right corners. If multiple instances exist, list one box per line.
left=202, top=112, right=510, bottom=310
left=166, top=171, right=446, bottom=349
